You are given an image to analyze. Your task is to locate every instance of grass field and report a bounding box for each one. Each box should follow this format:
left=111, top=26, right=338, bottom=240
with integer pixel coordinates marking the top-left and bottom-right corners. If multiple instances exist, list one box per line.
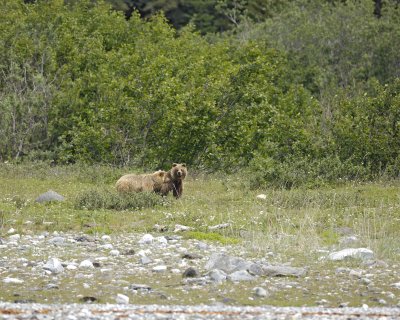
left=1, top=163, right=400, bottom=307
left=1, top=162, right=399, bottom=262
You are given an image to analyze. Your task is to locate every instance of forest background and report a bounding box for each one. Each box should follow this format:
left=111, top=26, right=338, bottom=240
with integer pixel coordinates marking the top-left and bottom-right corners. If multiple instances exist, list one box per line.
left=1, top=0, right=400, bottom=188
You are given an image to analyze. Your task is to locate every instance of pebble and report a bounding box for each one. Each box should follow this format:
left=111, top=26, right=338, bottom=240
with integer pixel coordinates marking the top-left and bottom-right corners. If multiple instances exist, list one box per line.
left=110, top=250, right=120, bottom=256
left=3, top=277, right=24, bottom=284
left=139, top=234, right=154, bottom=244
left=253, top=287, right=268, bottom=297
left=8, top=234, right=21, bottom=241
left=152, top=265, right=167, bottom=272
left=115, top=293, right=129, bottom=304
left=43, top=258, right=64, bottom=274
left=79, top=260, right=94, bottom=269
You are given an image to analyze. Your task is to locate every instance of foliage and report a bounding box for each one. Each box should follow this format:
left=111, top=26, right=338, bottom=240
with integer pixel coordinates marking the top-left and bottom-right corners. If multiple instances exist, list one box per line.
left=74, top=188, right=167, bottom=210
left=1, top=0, right=400, bottom=187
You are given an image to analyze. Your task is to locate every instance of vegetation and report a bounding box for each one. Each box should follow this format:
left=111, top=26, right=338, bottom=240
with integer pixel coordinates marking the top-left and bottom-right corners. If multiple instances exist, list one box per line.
left=1, top=0, right=400, bottom=189
left=0, top=163, right=399, bottom=262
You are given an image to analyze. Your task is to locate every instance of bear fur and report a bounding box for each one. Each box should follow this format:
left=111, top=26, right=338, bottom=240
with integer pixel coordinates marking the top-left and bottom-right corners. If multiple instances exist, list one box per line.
left=160, top=163, right=187, bottom=199
left=116, top=170, right=166, bottom=194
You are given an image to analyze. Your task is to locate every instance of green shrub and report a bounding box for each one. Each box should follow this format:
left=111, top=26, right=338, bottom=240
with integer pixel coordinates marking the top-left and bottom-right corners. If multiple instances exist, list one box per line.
left=74, top=188, right=167, bottom=211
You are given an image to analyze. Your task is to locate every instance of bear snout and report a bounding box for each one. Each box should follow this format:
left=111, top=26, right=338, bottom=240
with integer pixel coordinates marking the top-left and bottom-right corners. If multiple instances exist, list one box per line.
left=177, top=171, right=182, bottom=177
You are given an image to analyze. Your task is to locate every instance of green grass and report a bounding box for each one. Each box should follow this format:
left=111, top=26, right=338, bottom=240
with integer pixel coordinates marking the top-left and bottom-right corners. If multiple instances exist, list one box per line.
left=0, top=162, right=399, bottom=261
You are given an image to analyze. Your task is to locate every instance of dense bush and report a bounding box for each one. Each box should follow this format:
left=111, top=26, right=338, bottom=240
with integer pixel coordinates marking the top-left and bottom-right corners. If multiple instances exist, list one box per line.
left=1, top=0, right=399, bottom=187
left=74, top=188, right=167, bottom=210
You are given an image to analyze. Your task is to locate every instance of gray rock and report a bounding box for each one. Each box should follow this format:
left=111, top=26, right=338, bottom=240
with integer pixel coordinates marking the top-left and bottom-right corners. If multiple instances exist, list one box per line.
left=140, top=256, right=152, bottom=265
left=129, top=284, right=152, bottom=292
left=253, top=287, right=268, bottom=297
left=182, top=253, right=202, bottom=260
left=43, top=258, right=64, bottom=274
left=48, top=236, right=65, bottom=245
left=35, top=190, right=65, bottom=203
left=207, top=269, right=227, bottom=283
left=183, top=267, right=200, bottom=278
left=249, top=263, right=307, bottom=277
left=228, top=270, right=255, bottom=282
left=205, top=253, right=251, bottom=273
left=79, top=260, right=94, bottom=269
left=328, top=248, right=374, bottom=261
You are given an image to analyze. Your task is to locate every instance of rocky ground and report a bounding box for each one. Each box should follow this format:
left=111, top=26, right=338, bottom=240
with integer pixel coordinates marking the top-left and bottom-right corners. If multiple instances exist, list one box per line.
left=1, top=227, right=400, bottom=311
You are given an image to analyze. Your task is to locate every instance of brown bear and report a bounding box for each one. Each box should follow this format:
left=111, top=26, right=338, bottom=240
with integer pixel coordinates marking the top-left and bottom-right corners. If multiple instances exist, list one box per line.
left=160, top=163, right=187, bottom=199
left=116, top=170, right=166, bottom=194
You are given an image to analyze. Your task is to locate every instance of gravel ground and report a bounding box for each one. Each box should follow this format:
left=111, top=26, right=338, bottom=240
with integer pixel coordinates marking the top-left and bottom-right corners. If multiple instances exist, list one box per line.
left=1, top=302, right=400, bottom=319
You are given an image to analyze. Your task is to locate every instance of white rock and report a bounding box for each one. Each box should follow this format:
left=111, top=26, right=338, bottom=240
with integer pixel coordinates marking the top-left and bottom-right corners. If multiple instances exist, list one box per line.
left=152, top=265, right=167, bottom=272
left=43, top=258, right=64, bottom=274
left=8, top=234, right=20, bottom=241
left=3, top=277, right=24, bottom=284
left=391, top=282, right=400, bottom=289
left=66, top=264, right=78, bottom=270
left=79, top=260, right=94, bottom=269
left=7, top=228, right=16, bottom=234
left=256, top=194, right=267, bottom=200
left=156, top=236, right=168, bottom=245
left=101, top=244, right=114, bottom=250
left=208, top=223, right=231, bottom=231
left=174, top=224, right=193, bottom=232
left=328, top=248, right=374, bottom=261
left=139, top=234, right=154, bottom=244
left=110, top=250, right=120, bottom=256
left=253, top=287, right=268, bottom=297
left=116, top=293, right=129, bottom=304
left=101, top=235, right=111, bottom=242
left=140, top=256, right=152, bottom=265
left=228, top=270, right=255, bottom=282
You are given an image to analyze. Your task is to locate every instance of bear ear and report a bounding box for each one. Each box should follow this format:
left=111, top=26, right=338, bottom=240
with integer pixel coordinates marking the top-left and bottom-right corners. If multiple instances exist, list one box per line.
left=159, top=171, right=165, bottom=177
left=172, top=163, right=177, bottom=167
left=182, top=163, right=186, bottom=167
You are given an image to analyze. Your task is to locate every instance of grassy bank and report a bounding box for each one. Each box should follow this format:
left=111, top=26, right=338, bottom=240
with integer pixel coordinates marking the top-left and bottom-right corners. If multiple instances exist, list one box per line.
left=0, top=163, right=399, bottom=262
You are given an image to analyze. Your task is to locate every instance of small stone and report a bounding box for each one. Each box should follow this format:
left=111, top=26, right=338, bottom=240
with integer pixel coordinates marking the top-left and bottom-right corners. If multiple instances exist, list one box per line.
left=140, top=256, right=152, bottom=265
left=35, top=190, right=65, bottom=203
left=208, top=223, right=231, bottom=231
left=173, top=224, right=193, bottom=232
left=101, top=244, right=113, bottom=250
left=46, top=283, right=59, bottom=289
left=101, top=235, right=111, bottom=242
left=8, top=234, right=21, bottom=241
left=48, top=236, right=65, bottom=245
left=139, top=234, right=154, bottom=244
left=256, top=194, right=267, bottom=200
left=228, top=270, right=255, bottom=282
left=182, top=267, right=200, bottom=278
left=66, top=264, right=78, bottom=270
left=43, top=258, right=64, bottom=274
left=110, top=250, right=120, bottom=256
left=116, top=293, right=129, bottom=304
left=7, top=228, right=16, bottom=234
left=253, top=287, right=268, bottom=297
left=122, top=249, right=135, bottom=255
left=3, top=277, right=24, bottom=284
left=152, top=265, right=167, bottom=272
left=391, top=282, right=400, bottom=289
left=182, top=253, right=202, bottom=260
left=328, top=248, right=374, bottom=261
left=79, top=296, right=97, bottom=303
left=207, top=269, right=227, bottom=283
left=79, top=260, right=94, bottom=269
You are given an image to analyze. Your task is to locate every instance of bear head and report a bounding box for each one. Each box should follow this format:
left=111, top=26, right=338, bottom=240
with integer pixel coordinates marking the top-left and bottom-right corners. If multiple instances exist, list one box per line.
left=171, top=163, right=187, bottom=180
